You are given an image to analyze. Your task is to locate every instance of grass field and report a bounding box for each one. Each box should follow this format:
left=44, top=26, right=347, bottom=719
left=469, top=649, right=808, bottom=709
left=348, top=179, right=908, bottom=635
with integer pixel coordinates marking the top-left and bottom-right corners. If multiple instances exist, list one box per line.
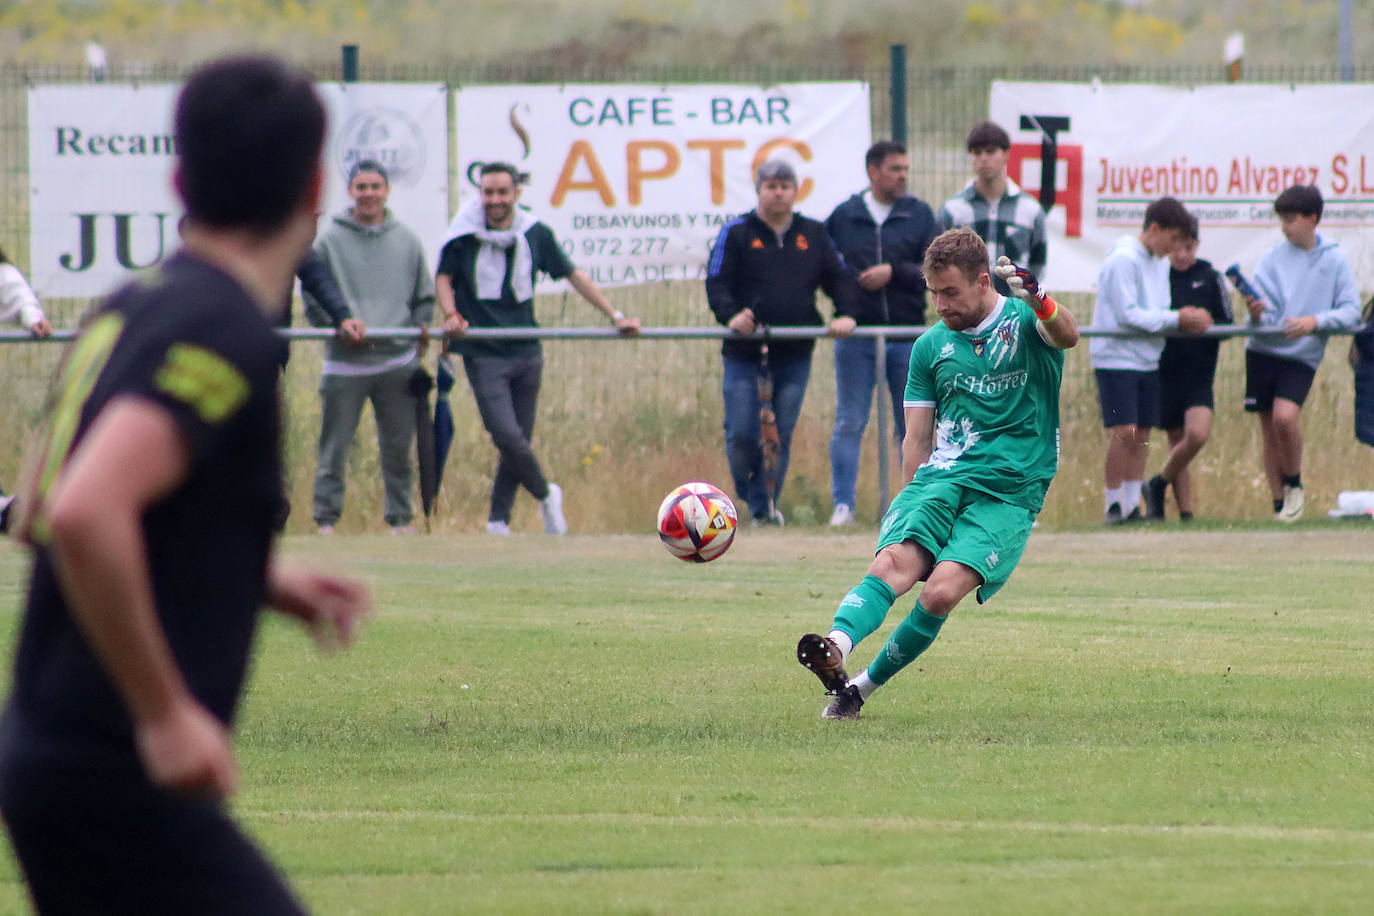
left=1, top=524, right=1372, bottom=914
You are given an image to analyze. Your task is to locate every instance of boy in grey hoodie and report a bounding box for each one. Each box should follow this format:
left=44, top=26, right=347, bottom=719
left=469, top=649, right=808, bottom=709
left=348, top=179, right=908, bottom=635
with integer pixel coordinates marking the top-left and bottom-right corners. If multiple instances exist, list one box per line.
left=305, top=160, right=435, bottom=533
left=1240, top=184, right=1361, bottom=522
left=1089, top=197, right=1212, bottom=523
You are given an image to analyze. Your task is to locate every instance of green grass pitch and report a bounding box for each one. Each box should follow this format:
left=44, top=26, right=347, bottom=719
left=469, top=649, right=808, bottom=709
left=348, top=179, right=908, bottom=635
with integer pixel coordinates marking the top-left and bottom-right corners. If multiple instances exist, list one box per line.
left=2, top=525, right=1373, bottom=914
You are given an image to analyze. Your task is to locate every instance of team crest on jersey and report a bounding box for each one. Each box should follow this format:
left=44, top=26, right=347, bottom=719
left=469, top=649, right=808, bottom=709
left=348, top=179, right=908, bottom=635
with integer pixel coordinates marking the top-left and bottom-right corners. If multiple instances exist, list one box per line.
left=985, top=315, right=1021, bottom=368
left=971, top=338, right=986, bottom=357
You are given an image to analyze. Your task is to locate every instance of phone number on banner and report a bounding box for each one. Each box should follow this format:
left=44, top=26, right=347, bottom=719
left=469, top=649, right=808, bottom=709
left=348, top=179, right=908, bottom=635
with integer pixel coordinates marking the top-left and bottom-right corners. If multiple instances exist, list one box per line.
left=560, top=236, right=671, bottom=258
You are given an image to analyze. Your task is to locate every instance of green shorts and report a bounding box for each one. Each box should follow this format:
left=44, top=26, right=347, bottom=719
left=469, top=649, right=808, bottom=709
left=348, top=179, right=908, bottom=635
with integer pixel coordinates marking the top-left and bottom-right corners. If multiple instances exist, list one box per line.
left=876, top=479, right=1036, bottom=603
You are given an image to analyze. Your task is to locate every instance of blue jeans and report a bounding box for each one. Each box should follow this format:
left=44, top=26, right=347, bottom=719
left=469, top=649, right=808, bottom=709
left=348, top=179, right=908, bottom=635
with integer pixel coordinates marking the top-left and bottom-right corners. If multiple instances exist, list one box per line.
left=829, top=336, right=914, bottom=508
left=722, top=354, right=812, bottom=520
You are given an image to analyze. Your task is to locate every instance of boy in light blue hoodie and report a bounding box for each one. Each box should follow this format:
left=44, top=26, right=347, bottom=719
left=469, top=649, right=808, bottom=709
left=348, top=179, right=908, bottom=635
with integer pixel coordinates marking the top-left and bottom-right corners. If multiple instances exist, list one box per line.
left=1241, top=184, right=1362, bottom=521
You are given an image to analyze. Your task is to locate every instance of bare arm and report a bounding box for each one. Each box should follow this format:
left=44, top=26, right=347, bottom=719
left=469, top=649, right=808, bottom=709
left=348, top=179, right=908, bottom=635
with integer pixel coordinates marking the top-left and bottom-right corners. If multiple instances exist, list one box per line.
left=567, top=269, right=640, bottom=336
left=44, top=397, right=237, bottom=797
left=901, top=405, right=935, bottom=482
left=1037, top=300, right=1080, bottom=349
left=436, top=273, right=468, bottom=336
left=267, top=564, right=372, bottom=653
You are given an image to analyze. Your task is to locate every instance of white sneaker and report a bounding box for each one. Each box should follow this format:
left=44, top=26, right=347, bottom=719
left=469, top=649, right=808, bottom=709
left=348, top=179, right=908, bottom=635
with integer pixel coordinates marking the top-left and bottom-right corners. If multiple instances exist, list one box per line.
left=317, top=524, right=335, bottom=535
left=391, top=525, right=415, bottom=536
left=540, top=483, right=568, bottom=535
left=486, top=520, right=511, bottom=536
left=828, top=503, right=855, bottom=527
left=751, top=509, right=784, bottom=527
left=1277, top=485, right=1305, bottom=522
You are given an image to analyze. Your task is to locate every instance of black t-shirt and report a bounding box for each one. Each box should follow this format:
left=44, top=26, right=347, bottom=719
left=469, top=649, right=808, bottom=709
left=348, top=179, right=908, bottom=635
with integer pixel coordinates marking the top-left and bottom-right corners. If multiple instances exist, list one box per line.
left=1163, top=257, right=1233, bottom=373
left=0, top=252, right=283, bottom=765
left=436, top=222, right=575, bottom=359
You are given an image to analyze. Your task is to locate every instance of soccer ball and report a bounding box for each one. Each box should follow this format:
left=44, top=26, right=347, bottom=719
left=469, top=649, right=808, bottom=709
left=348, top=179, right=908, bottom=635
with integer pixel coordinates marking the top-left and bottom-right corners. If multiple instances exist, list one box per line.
left=657, top=482, right=738, bottom=563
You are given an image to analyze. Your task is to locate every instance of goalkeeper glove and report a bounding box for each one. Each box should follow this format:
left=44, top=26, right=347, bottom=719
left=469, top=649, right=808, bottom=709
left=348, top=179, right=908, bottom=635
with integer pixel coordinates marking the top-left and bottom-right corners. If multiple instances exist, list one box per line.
left=994, top=256, right=1058, bottom=322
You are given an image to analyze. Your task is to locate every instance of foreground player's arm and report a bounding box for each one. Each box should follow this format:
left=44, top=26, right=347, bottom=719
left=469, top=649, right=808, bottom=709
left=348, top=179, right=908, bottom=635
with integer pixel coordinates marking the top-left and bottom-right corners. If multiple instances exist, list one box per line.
left=901, top=405, right=935, bottom=482
left=44, top=397, right=238, bottom=798
left=267, top=564, right=372, bottom=653
left=994, top=257, right=1079, bottom=349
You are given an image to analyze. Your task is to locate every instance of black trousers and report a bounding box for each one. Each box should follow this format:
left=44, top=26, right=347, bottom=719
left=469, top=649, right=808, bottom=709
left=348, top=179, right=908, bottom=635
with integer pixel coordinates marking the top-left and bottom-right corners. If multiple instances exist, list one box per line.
left=462, top=352, right=551, bottom=522
left=1, top=757, right=306, bottom=915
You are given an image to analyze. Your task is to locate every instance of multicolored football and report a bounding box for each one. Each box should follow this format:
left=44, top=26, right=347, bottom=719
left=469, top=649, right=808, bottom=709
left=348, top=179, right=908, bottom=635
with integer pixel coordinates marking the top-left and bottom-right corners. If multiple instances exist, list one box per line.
left=656, top=482, right=738, bottom=563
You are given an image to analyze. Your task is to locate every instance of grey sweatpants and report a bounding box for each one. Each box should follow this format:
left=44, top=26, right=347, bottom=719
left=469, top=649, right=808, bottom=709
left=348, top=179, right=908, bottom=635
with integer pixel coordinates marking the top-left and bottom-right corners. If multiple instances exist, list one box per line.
left=463, top=352, right=551, bottom=523
left=313, top=362, right=418, bottom=527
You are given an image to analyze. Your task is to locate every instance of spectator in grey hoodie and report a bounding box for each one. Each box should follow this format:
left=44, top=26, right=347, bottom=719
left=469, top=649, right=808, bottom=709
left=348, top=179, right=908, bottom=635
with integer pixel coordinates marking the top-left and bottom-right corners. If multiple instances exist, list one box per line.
left=305, top=160, right=435, bottom=534
left=1239, top=184, right=1362, bottom=522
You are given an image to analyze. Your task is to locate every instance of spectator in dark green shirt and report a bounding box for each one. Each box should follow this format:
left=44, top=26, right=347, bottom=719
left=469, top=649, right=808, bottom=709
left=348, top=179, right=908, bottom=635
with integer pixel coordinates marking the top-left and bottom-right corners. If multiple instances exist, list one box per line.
left=436, top=162, right=638, bottom=535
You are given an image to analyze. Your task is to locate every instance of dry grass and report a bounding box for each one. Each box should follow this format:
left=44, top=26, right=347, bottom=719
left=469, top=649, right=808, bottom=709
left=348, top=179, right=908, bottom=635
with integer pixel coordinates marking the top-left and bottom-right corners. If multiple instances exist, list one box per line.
left=4, top=293, right=1371, bottom=536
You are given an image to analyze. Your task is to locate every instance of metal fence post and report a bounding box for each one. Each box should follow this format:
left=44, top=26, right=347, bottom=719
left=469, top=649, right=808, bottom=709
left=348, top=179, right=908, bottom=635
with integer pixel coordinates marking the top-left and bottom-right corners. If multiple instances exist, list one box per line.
left=889, top=44, right=907, bottom=144
left=874, top=44, right=908, bottom=517
left=1340, top=0, right=1354, bottom=82
left=341, top=45, right=359, bottom=83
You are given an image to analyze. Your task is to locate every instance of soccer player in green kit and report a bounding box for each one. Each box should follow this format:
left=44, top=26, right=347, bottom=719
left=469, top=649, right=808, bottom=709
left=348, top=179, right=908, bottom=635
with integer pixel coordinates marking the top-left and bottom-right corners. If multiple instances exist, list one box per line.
left=798, top=227, right=1079, bottom=719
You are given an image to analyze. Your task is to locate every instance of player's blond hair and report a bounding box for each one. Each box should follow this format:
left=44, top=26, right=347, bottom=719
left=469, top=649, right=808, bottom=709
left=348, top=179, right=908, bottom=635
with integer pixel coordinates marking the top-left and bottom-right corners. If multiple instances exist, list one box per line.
left=922, top=228, right=989, bottom=285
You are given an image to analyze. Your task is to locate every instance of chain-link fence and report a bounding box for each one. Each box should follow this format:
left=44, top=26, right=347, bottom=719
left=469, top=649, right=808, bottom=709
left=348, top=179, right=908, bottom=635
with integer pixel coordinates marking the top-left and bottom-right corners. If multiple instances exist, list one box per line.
left=4, top=60, right=1373, bottom=532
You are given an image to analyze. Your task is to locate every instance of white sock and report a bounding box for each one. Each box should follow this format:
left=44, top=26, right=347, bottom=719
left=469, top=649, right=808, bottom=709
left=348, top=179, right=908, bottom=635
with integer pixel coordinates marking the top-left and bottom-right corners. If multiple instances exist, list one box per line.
left=1123, top=480, right=1142, bottom=511
left=1104, top=486, right=1124, bottom=512
left=827, top=629, right=853, bottom=662
left=850, top=670, right=879, bottom=700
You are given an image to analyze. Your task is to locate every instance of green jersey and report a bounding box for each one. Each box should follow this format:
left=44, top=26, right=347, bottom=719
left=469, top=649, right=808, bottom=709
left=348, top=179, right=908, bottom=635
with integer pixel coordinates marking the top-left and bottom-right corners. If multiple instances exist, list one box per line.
left=904, top=296, right=1065, bottom=512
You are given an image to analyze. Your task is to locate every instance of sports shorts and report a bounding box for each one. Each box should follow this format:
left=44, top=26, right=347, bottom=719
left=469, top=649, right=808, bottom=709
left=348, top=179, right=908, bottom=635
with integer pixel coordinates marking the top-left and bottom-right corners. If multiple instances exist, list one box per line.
left=876, top=478, right=1036, bottom=603
left=1158, top=362, right=1217, bottom=430
left=1244, top=349, right=1316, bottom=412
left=1094, top=368, right=1162, bottom=429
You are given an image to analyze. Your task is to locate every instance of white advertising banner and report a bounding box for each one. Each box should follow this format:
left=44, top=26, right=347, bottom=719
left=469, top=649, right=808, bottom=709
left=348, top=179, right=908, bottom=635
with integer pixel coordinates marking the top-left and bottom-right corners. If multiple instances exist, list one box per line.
left=453, top=83, right=872, bottom=288
left=988, top=82, right=1374, bottom=291
left=27, top=82, right=449, bottom=298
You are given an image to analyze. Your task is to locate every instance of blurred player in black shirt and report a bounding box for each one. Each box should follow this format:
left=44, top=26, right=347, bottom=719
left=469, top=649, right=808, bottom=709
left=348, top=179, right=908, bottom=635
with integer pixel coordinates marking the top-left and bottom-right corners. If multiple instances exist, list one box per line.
left=0, top=55, right=370, bottom=915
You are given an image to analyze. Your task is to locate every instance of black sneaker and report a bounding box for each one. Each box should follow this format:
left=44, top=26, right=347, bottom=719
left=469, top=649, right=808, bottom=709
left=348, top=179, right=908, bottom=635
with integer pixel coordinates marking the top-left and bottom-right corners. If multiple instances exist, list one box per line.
left=1103, top=502, right=1123, bottom=525
left=796, top=633, right=848, bottom=693
left=820, top=684, right=864, bottom=720
left=1143, top=475, right=1167, bottom=520
left=1124, top=506, right=1142, bottom=523
left=0, top=495, right=11, bottom=535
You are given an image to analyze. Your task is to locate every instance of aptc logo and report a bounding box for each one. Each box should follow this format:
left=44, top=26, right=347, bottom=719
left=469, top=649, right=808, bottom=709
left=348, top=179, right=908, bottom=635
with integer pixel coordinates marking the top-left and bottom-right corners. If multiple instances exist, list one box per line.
left=336, top=108, right=426, bottom=188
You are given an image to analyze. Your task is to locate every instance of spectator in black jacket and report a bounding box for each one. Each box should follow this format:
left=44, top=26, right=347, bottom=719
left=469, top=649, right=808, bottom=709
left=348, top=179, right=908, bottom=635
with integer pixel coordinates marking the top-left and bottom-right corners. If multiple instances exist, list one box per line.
left=1352, top=297, right=1374, bottom=449
left=181, top=213, right=365, bottom=368
left=290, top=248, right=365, bottom=365
left=275, top=248, right=365, bottom=528
left=824, top=140, right=940, bottom=526
left=706, top=159, right=857, bottom=525
left=1143, top=214, right=1234, bottom=520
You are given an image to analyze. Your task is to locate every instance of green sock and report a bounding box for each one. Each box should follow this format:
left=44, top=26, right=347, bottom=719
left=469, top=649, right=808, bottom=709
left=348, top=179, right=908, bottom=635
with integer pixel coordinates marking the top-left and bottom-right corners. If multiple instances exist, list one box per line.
left=867, top=601, right=946, bottom=686
left=832, top=574, right=896, bottom=646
